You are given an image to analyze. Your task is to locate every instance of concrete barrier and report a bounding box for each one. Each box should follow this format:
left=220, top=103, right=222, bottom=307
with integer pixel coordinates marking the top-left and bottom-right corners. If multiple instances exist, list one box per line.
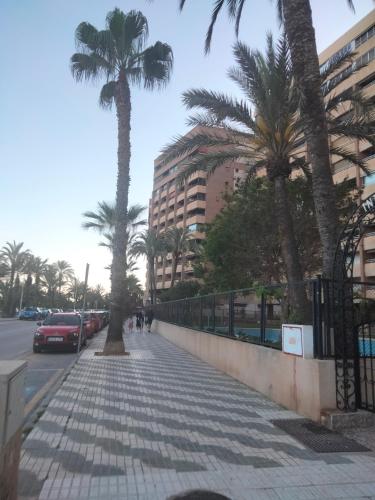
left=153, top=320, right=336, bottom=422
left=0, top=361, right=27, bottom=500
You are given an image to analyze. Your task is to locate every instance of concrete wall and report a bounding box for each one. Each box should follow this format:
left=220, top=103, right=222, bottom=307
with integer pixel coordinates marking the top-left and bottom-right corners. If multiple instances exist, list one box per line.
left=153, top=320, right=337, bottom=422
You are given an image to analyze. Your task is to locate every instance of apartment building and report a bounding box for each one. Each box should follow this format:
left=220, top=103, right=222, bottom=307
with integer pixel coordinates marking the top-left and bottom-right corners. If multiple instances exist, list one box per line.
left=318, top=10, right=375, bottom=281
left=149, top=126, right=247, bottom=293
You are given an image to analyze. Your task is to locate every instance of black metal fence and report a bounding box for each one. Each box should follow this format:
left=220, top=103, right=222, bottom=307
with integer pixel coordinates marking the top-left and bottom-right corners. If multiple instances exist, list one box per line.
left=150, top=281, right=317, bottom=352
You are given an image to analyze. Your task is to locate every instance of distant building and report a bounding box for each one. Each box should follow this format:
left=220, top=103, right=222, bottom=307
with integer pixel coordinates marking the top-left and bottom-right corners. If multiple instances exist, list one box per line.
left=148, top=126, right=248, bottom=296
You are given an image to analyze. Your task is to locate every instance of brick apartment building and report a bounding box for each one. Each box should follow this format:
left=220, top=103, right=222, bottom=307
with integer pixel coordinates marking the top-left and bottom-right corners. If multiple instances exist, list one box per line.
left=320, top=10, right=375, bottom=281
left=148, top=126, right=247, bottom=295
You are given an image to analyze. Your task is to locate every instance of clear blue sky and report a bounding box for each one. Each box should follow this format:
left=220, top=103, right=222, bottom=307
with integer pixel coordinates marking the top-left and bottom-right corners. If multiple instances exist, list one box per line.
left=1, top=0, right=374, bottom=290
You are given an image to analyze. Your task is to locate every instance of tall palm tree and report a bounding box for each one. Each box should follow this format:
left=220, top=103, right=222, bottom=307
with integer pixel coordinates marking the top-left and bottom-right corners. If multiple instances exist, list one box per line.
left=178, top=0, right=357, bottom=276
left=131, top=229, right=166, bottom=304
left=71, top=9, right=173, bottom=354
left=41, top=264, right=59, bottom=307
left=1, top=241, right=29, bottom=316
left=55, top=260, right=74, bottom=296
left=165, top=227, right=193, bottom=287
left=160, top=37, right=374, bottom=319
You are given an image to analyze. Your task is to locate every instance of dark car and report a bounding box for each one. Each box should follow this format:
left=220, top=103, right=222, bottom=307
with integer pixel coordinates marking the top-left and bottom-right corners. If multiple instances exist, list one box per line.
left=33, top=313, right=87, bottom=353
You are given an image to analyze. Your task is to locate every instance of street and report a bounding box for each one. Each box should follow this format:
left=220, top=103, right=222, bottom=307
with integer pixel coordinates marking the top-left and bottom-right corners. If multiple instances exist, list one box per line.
left=0, top=319, right=77, bottom=414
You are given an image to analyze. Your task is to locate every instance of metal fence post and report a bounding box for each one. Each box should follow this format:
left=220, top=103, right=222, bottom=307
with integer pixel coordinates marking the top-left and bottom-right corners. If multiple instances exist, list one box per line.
left=213, top=295, right=216, bottom=333
left=260, top=293, right=266, bottom=344
left=229, top=292, right=234, bottom=337
left=200, top=297, right=203, bottom=330
left=313, top=275, right=323, bottom=359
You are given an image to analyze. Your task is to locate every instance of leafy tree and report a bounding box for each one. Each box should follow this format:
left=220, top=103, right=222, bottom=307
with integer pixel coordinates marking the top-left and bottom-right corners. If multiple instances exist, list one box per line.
left=164, top=227, right=193, bottom=287
left=131, top=229, right=166, bottom=304
left=178, top=0, right=357, bottom=277
left=197, top=175, right=358, bottom=295
left=71, top=9, right=173, bottom=353
left=159, top=280, right=202, bottom=302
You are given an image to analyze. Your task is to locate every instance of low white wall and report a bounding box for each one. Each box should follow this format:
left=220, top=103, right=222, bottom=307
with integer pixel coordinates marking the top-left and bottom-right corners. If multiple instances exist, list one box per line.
left=152, top=320, right=336, bottom=422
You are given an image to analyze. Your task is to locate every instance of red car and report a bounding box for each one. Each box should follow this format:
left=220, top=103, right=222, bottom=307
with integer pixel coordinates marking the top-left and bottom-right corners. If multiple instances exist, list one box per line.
left=83, top=313, right=96, bottom=338
left=33, top=313, right=87, bottom=353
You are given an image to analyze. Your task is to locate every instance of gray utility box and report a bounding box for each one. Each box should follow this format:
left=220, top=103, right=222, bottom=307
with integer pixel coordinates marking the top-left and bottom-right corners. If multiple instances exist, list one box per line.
left=0, top=361, right=27, bottom=447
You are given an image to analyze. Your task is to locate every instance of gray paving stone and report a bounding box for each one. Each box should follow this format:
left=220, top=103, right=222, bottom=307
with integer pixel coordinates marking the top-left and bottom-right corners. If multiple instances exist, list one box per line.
left=17, top=328, right=375, bottom=500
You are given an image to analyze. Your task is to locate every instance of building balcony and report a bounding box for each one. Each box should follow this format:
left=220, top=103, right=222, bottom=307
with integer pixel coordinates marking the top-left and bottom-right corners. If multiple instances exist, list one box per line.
left=160, top=202, right=167, bottom=211
left=362, top=182, right=375, bottom=199
left=168, top=198, right=175, bottom=208
left=186, top=185, right=206, bottom=198
left=364, top=234, right=375, bottom=252
left=365, top=261, right=375, bottom=277
left=186, top=199, right=206, bottom=211
left=177, top=192, right=185, bottom=203
left=159, top=215, right=166, bottom=224
left=185, top=214, right=206, bottom=225
left=176, top=206, right=185, bottom=217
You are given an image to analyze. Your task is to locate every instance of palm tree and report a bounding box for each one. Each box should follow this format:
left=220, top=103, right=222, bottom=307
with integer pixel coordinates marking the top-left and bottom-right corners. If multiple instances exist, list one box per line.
left=41, top=264, right=59, bottom=307
left=160, top=37, right=374, bottom=319
left=178, top=0, right=357, bottom=277
left=71, top=9, right=173, bottom=354
left=131, top=229, right=166, bottom=304
left=164, top=227, right=193, bottom=287
left=55, top=260, right=74, bottom=297
left=83, top=202, right=147, bottom=247
left=1, top=241, right=29, bottom=316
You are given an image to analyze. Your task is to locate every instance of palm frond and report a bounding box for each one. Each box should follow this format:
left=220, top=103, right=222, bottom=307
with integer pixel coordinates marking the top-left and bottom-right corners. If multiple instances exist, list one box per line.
left=141, top=42, right=174, bottom=89
left=183, top=88, right=254, bottom=129
left=205, top=0, right=226, bottom=53
left=328, top=117, right=375, bottom=147
left=330, top=145, right=370, bottom=175
left=99, top=81, right=117, bottom=109
left=70, top=53, right=110, bottom=82
left=161, top=130, right=248, bottom=167
left=75, top=22, right=99, bottom=51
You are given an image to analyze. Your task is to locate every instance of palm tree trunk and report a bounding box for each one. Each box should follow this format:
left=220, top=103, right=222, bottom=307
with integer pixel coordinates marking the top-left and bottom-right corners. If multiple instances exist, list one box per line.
left=273, top=175, right=309, bottom=322
left=170, top=254, right=178, bottom=288
left=283, top=0, right=338, bottom=278
left=104, top=75, right=131, bottom=355
left=149, top=257, right=155, bottom=304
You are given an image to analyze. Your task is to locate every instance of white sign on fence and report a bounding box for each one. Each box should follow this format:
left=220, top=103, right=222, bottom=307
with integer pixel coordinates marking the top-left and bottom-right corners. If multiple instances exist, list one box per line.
left=282, top=324, right=314, bottom=358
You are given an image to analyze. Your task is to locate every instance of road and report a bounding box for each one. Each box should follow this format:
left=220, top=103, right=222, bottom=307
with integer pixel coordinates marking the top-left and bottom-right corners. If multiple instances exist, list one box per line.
left=0, top=319, right=77, bottom=415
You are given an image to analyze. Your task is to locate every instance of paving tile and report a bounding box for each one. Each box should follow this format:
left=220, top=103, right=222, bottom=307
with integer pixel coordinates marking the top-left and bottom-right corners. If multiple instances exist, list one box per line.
left=17, top=327, right=375, bottom=500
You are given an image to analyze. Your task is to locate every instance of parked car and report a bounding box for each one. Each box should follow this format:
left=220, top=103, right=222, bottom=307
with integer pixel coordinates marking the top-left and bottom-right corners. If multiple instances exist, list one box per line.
left=83, top=313, right=96, bottom=338
left=33, top=313, right=87, bottom=353
left=19, top=307, right=43, bottom=320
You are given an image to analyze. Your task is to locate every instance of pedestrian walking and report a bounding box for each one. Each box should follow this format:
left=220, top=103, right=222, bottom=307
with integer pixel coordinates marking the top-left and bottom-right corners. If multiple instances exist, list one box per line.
left=146, top=309, right=154, bottom=333
left=128, top=317, right=133, bottom=333
left=136, top=313, right=142, bottom=333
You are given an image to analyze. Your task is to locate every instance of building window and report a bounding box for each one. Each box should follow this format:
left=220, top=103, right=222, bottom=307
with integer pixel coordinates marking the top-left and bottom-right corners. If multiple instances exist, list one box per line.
left=360, top=73, right=375, bottom=89
left=355, top=24, right=375, bottom=48
left=356, top=47, right=375, bottom=68
left=364, top=172, right=375, bottom=187
left=187, top=208, right=205, bottom=217
left=187, top=223, right=204, bottom=233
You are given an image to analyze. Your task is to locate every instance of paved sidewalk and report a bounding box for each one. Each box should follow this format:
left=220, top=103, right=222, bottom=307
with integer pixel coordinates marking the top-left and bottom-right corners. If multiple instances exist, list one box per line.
left=18, top=329, right=375, bottom=499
